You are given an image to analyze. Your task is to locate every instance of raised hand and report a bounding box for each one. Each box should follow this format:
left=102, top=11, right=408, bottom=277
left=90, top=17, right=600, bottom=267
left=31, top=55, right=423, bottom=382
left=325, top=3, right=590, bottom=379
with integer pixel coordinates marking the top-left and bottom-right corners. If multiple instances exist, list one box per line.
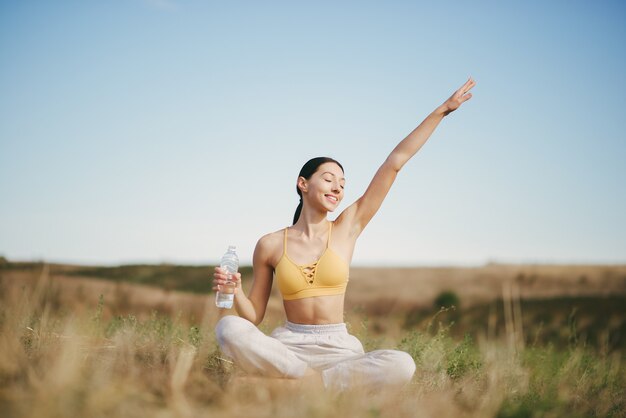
left=440, top=77, right=476, bottom=116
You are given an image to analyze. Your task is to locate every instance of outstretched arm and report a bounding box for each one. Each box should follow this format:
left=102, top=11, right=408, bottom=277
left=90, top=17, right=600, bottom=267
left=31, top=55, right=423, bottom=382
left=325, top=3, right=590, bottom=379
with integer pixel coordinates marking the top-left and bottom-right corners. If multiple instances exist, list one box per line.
left=338, top=78, right=476, bottom=235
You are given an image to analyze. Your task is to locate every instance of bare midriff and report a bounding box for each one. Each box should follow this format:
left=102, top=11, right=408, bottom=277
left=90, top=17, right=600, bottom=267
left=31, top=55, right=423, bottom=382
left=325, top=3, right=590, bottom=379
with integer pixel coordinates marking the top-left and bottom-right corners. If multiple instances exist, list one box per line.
left=283, top=294, right=345, bottom=325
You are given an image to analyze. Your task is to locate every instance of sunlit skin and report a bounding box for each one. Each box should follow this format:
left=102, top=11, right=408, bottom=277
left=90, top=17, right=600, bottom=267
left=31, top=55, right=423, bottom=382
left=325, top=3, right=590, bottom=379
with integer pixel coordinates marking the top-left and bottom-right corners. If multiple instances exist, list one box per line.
left=213, top=77, right=475, bottom=333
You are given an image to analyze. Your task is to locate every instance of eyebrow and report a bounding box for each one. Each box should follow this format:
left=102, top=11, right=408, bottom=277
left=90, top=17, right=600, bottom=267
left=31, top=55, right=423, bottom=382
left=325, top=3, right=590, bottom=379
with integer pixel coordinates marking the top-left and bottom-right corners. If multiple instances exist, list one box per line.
left=322, top=172, right=346, bottom=181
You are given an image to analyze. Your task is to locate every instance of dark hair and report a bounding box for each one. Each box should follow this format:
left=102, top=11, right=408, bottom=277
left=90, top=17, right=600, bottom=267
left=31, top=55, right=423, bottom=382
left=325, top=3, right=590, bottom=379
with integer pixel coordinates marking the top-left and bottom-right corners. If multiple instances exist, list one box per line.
left=293, top=157, right=344, bottom=225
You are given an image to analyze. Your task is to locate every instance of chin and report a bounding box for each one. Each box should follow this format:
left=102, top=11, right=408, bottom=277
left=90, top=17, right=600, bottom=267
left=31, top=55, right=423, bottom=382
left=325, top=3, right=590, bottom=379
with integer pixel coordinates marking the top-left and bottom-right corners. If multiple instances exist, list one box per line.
left=319, top=196, right=341, bottom=212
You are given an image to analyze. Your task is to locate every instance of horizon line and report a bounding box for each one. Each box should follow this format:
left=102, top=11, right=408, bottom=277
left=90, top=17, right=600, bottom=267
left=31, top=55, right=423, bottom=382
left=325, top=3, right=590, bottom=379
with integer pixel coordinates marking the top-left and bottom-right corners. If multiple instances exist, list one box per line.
left=3, top=256, right=626, bottom=269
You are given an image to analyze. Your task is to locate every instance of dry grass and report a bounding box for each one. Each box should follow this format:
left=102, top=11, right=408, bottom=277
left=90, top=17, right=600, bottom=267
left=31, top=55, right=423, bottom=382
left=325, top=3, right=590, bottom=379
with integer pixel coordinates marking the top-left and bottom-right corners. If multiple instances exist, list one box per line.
left=346, top=263, right=626, bottom=309
left=0, top=263, right=624, bottom=417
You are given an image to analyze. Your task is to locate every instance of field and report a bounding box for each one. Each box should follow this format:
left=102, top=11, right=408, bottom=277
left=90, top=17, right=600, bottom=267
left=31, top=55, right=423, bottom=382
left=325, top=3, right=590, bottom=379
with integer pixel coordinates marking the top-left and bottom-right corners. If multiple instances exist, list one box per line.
left=1, top=259, right=625, bottom=417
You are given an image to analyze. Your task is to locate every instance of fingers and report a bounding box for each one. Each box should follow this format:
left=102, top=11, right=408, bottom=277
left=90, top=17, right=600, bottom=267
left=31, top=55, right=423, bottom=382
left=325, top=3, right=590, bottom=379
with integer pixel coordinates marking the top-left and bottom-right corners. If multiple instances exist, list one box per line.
left=461, top=77, right=476, bottom=94
left=212, top=269, right=242, bottom=292
left=214, top=268, right=228, bottom=280
left=213, top=267, right=227, bottom=291
left=463, top=77, right=476, bottom=90
left=215, top=268, right=241, bottom=279
left=456, top=77, right=475, bottom=93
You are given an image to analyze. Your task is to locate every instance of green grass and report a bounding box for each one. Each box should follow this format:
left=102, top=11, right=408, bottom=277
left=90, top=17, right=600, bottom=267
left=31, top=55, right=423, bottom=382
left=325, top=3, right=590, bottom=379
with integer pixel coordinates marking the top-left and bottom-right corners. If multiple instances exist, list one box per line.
left=496, top=346, right=625, bottom=417
left=404, top=295, right=626, bottom=352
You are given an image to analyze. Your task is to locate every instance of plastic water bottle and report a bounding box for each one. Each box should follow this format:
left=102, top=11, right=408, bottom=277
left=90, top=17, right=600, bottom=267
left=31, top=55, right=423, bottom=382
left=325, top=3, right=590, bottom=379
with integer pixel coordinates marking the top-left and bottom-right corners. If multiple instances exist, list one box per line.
left=215, top=245, right=239, bottom=309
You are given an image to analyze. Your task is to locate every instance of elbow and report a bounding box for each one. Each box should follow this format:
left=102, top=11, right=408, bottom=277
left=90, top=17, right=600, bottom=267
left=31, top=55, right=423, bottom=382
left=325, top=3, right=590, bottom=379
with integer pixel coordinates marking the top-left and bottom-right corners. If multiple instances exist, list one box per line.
left=250, top=307, right=265, bottom=326
left=252, top=304, right=265, bottom=326
left=236, top=312, right=263, bottom=326
left=385, top=154, right=404, bottom=173
left=241, top=311, right=264, bottom=326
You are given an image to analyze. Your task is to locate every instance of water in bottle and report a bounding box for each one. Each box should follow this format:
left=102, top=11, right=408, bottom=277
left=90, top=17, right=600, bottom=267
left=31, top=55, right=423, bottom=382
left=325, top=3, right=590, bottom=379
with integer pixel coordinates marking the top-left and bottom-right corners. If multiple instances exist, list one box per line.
left=215, top=245, right=239, bottom=309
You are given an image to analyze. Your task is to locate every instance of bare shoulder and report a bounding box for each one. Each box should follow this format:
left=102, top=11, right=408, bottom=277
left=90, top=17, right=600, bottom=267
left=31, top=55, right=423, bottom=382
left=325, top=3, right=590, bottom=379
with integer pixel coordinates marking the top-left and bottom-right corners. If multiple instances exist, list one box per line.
left=255, top=228, right=285, bottom=267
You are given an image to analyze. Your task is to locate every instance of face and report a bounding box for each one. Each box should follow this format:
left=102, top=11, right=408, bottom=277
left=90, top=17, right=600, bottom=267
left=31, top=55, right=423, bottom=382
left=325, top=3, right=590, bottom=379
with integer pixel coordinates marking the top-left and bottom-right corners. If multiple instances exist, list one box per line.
left=299, top=162, right=345, bottom=212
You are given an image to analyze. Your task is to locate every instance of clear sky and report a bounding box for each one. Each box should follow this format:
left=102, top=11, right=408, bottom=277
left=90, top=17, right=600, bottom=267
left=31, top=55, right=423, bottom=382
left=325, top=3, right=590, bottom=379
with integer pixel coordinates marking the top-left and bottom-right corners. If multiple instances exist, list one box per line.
left=1, top=0, right=625, bottom=266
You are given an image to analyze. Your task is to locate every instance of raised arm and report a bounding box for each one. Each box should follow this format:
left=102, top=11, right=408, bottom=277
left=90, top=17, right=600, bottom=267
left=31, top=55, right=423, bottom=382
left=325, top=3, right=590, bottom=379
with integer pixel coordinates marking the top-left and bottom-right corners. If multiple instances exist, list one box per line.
left=338, top=78, right=476, bottom=235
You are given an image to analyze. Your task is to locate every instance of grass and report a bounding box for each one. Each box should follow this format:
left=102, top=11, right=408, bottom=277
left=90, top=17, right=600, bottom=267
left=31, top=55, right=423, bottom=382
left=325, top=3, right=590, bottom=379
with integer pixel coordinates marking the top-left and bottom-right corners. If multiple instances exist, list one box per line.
left=403, top=295, right=626, bottom=352
left=0, top=264, right=624, bottom=417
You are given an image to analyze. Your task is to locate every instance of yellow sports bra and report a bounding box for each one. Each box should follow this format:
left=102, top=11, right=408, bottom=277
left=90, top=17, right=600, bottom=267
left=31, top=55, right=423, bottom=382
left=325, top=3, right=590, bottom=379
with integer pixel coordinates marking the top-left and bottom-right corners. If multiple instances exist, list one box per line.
left=275, top=221, right=349, bottom=301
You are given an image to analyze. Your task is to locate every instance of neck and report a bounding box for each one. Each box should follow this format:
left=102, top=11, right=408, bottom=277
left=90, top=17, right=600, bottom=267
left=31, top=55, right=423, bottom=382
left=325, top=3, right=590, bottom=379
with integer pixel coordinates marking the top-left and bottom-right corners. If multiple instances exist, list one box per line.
left=293, top=207, right=329, bottom=238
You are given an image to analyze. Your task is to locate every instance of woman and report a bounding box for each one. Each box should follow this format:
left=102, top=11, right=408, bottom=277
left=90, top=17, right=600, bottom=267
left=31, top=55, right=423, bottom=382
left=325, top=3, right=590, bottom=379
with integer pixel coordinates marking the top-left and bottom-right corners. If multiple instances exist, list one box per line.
left=213, top=78, right=476, bottom=391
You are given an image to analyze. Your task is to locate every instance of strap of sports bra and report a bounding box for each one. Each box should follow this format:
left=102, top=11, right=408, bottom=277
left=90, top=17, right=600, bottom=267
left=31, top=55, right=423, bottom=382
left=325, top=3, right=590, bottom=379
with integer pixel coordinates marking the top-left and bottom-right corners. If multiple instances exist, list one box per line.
left=327, top=221, right=332, bottom=248
left=283, top=227, right=288, bottom=255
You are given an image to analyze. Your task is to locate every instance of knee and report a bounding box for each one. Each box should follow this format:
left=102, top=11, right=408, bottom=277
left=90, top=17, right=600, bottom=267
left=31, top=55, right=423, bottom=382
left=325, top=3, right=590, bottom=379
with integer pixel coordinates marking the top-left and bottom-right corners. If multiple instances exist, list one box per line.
left=215, top=315, right=253, bottom=349
left=388, top=351, right=416, bottom=386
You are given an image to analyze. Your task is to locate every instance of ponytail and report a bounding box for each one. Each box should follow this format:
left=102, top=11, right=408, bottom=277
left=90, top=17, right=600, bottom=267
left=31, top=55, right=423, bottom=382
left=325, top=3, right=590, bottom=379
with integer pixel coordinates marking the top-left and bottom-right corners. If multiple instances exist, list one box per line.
left=292, top=197, right=303, bottom=225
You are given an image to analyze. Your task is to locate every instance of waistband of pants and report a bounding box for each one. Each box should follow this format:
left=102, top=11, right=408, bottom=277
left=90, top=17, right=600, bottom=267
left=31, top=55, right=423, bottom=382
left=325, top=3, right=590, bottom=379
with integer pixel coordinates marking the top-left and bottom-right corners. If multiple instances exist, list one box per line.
left=285, top=320, right=347, bottom=334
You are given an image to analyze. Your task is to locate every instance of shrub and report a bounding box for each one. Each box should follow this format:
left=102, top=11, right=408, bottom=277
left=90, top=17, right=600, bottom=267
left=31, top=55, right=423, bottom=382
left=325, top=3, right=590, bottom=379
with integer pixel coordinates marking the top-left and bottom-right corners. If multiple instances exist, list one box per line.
left=434, top=291, right=460, bottom=309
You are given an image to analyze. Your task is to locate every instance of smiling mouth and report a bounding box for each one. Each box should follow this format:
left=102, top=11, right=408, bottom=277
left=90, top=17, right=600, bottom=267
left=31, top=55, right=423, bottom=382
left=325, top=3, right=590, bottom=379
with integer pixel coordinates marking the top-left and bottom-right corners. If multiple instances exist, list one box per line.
left=325, top=195, right=338, bottom=203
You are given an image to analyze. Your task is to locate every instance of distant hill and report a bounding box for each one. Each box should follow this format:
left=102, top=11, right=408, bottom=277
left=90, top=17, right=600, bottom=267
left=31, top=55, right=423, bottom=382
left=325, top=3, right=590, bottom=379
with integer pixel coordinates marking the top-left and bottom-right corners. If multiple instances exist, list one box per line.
left=0, top=260, right=253, bottom=294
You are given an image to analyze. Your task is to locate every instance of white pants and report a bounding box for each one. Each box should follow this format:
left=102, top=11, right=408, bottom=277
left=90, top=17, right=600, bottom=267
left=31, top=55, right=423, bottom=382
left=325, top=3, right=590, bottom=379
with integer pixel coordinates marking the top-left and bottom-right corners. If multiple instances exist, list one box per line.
left=215, top=315, right=416, bottom=391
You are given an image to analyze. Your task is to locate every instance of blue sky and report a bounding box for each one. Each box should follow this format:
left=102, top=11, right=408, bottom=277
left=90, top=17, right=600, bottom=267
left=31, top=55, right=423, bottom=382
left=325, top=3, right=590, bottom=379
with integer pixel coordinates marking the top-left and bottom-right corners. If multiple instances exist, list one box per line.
left=1, top=0, right=625, bottom=266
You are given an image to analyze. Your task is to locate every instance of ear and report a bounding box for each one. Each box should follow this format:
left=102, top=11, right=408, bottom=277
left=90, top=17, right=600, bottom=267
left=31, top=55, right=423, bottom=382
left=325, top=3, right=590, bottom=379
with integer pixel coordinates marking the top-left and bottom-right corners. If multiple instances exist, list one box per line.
left=297, top=176, right=308, bottom=193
